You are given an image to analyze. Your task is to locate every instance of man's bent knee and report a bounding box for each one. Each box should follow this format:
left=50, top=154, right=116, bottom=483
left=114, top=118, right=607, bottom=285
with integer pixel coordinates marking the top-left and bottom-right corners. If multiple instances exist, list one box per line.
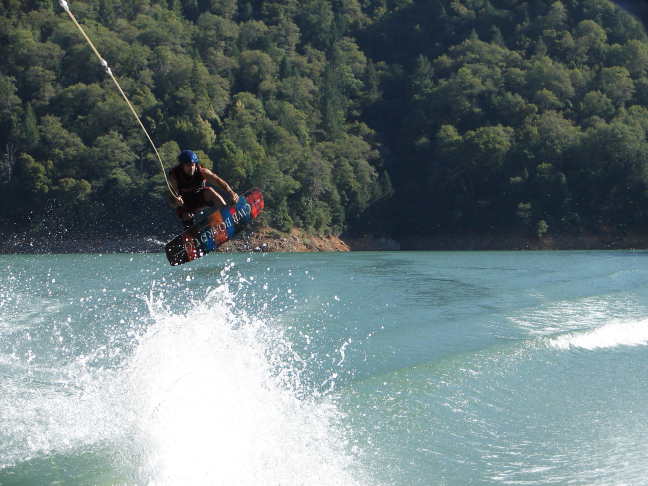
left=204, top=188, right=226, bottom=207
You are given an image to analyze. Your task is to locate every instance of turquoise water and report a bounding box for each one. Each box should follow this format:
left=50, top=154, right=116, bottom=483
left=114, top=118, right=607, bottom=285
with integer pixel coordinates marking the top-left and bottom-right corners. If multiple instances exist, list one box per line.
left=1, top=251, right=648, bottom=485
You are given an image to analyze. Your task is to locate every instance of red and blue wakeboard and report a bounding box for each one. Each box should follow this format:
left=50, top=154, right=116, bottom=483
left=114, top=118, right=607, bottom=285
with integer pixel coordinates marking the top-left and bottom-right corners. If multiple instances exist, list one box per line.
left=165, top=187, right=264, bottom=266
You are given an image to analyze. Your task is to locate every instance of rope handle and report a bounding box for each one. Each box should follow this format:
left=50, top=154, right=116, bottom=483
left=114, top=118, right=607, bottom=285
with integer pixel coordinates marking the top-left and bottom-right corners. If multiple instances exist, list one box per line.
left=59, top=0, right=179, bottom=199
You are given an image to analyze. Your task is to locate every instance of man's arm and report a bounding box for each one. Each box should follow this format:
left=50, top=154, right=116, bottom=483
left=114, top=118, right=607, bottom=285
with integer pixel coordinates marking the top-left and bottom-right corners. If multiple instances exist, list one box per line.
left=203, top=168, right=238, bottom=203
left=168, top=174, right=183, bottom=208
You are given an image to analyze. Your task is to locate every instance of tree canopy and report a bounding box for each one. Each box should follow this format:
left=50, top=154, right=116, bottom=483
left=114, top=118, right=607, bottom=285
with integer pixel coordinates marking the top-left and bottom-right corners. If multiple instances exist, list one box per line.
left=2, top=0, right=648, bottom=240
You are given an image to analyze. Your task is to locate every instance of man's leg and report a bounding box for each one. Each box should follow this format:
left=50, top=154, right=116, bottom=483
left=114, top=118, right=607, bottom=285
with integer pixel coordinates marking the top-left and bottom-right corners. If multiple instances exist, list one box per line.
left=203, top=187, right=227, bottom=208
left=180, top=210, right=195, bottom=230
left=177, top=190, right=226, bottom=231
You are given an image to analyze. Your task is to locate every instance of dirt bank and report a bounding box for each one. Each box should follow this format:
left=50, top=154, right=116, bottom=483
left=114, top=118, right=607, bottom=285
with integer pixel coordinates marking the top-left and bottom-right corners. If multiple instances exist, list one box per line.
left=217, top=227, right=401, bottom=252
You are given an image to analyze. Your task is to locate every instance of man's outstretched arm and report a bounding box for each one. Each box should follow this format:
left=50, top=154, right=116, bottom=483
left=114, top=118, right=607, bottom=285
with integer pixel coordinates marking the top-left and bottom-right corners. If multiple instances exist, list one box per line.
left=203, top=169, right=238, bottom=203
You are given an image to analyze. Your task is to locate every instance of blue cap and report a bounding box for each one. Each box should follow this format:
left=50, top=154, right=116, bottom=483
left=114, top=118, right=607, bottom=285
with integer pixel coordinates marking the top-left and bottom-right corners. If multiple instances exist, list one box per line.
left=178, top=150, right=199, bottom=164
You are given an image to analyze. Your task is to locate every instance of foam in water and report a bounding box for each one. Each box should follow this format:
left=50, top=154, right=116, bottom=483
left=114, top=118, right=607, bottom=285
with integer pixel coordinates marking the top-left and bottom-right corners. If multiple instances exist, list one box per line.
left=0, top=286, right=129, bottom=470
left=125, top=284, right=363, bottom=485
left=0, top=355, right=129, bottom=470
left=551, top=319, right=648, bottom=350
left=1, top=271, right=366, bottom=485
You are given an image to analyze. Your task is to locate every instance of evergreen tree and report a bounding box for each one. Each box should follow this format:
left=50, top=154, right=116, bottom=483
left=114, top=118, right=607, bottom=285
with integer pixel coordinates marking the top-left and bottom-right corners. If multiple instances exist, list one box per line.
left=320, top=63, right=346, bottom=140
left=183, top=0, right=200, bottom=21
left=364, top=59, right=379, bottom=99
left=169, top=0, right=183, bottom=18
left=411, top=55, right=434, bottom=98
left=279, top=54, right=293, bottom=79
left=21, top=103, right=39, bottom=152
left=98, top=0, right=116, bottom=29
left=301, top=0, right=335, bottom=51
left=239, top=2, right=253, bottom=21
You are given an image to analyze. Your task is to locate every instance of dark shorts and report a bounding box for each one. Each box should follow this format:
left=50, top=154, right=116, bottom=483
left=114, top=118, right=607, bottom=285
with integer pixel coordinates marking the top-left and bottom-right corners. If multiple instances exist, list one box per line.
left=176, top=190, right=215, bottom=219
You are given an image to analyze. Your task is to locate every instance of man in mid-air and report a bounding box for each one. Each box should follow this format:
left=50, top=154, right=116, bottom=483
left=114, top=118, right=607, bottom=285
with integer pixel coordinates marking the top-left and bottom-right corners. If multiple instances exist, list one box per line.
left=168, top=150, right=238, bottom=230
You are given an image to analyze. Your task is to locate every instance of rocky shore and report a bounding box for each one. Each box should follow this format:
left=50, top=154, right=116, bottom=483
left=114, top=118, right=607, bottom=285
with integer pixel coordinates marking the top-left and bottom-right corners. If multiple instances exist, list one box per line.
left=1, top=226, right=647, bottom=255
left=220, top=227, right=402, bottom=253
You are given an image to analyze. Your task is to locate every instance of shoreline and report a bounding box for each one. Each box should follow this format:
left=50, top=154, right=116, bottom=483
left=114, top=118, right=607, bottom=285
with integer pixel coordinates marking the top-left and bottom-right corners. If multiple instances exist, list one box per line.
left=1, top=227, right=648, bottom=254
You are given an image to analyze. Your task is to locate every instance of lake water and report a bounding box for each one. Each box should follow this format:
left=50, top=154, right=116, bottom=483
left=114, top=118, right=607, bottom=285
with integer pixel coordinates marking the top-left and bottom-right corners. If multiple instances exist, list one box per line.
left=1, top=251, right=648, bottom=485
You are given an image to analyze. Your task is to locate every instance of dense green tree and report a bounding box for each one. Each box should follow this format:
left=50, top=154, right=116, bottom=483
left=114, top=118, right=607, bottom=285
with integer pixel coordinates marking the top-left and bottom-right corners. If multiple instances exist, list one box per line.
left=54, top=177, right=92, bottom=207
left=597, top=66, right=634, bottom=107
left=0, top=72, right=20, bottom=116
left=18, top=154, right=53, bottom=195
left=526, top=56, right=575, bottom=102
left=568, top=20, right=608, bottom=66
left=580, top=90, right=615, bottom=121
left=608, top=40, right=648, bottom=78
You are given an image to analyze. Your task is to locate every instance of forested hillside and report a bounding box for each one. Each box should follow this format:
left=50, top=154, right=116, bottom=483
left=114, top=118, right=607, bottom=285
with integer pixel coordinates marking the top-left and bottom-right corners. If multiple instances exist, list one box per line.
left=1, top=0, right=647, bottom=241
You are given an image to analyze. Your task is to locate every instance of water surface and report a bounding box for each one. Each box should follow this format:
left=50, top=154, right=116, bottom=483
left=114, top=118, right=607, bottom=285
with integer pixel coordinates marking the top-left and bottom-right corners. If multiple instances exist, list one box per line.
left=1, top=251, right=647, bottom=485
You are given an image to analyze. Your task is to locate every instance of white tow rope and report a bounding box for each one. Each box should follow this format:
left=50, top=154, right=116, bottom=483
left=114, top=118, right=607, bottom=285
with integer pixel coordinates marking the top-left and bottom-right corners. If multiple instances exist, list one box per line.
left=58, top=0, right=178, bottom=198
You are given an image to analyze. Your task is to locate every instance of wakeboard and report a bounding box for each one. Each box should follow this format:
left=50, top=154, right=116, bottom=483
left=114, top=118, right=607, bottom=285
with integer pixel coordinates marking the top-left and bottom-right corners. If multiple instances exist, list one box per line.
left=165, top=187, right=264, bottom=266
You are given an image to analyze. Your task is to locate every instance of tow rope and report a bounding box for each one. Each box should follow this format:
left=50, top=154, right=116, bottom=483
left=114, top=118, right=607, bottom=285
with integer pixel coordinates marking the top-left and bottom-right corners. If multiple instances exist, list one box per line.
left=58, top=0, right=178, bottom=198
